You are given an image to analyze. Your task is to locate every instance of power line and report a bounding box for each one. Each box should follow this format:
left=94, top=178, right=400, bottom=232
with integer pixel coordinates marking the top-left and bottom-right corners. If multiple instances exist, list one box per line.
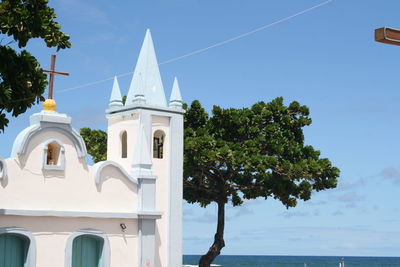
left=158, top=0, right=333, bottom=65
left=58, top=0, right=334, bottom=94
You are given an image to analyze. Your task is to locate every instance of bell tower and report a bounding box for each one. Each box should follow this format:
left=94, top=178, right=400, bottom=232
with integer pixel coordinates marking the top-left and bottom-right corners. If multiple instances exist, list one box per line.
left=106, top=29, right=183, bottom=267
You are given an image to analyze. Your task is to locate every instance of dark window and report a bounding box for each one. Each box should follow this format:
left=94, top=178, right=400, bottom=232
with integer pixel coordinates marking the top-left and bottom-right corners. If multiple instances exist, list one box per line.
left=0, top=233, right=29, bottom=267
left=121, top=131, right=127, bottom=158
left=72, top=235, right=103, bottom=267
left=153, top=130, right=165, bottom=159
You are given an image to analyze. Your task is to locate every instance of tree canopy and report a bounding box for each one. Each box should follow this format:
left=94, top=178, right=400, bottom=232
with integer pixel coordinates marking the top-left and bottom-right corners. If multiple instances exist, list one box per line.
left=0, top=0, right=71, bottom=132
left=184, top=98, right=339, bottom=267
left=80, top=128, right=107, bottom=163
left=80, top=98, right=340, bottom=267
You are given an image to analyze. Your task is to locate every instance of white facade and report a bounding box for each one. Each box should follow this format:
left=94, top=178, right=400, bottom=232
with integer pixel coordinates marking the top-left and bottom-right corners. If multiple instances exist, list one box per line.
left=0, top=29, right=184, bottom=267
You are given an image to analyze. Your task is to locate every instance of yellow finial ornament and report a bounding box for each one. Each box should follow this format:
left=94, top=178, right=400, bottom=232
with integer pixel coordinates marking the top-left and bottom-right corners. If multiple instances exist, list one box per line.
left=43, top=99, right=56, bottom=111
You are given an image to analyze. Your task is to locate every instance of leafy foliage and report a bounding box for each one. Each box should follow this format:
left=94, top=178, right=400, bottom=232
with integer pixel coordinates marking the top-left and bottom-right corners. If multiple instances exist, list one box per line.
left=184, top=98, right=339, bottom=208
left=80, top=98, right=340, bottom=267
left=0, top=0, right=71, bottom=132
left=184, top=98, right=339, bottom=267
left=80, top=128, right=107, bottom=163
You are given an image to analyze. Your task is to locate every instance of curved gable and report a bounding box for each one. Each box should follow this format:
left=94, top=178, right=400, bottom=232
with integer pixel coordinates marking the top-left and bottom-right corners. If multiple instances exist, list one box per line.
left=11, top=111, right=87, bottom=159
left=93, top=161, right=138, bottom=185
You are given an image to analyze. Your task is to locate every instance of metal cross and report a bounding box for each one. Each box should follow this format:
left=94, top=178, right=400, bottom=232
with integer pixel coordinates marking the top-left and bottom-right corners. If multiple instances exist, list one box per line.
left=43, top=54, right=69, bottom=99
left=375, top=27, right=400, bottom=46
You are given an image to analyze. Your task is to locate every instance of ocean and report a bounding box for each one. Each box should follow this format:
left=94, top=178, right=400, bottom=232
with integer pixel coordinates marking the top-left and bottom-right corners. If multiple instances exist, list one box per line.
left=183, top=255, right=400, bottom=267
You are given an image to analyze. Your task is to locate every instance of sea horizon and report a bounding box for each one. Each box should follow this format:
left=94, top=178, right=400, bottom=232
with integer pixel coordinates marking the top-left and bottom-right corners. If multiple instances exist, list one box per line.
left=185, top=254, right=400, bottom=258
left=183, top=255, right=400, bottom=267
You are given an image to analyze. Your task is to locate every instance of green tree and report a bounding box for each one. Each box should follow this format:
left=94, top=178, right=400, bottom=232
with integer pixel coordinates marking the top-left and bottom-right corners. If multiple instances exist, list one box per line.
left=184, top=98, right=339, bottom=267
left=0, top=0, right=71, bottom=132
left=80, top=98, right=340, bottom=267
left=80, top=128, right=107, bottom=163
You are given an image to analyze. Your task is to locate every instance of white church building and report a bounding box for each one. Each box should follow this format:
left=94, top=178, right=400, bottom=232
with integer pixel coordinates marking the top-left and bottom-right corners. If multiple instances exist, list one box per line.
left=0, top=30, right=183, bottom=267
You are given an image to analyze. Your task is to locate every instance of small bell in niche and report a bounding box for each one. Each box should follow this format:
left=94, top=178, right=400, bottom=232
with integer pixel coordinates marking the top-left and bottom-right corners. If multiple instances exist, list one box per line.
left=46, top=142, right=60, bottom=165
left=153, top=130, right=165, bottom=159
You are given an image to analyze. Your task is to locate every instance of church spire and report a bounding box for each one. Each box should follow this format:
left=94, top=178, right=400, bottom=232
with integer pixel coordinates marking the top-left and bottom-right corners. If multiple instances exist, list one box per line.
left=132, top=73, right=146, bottom=105
left=169, top=77, right=183, bottom=108
left=126, top=29, right=167, bottom=107
left=109, top=76, right=123, bottom=108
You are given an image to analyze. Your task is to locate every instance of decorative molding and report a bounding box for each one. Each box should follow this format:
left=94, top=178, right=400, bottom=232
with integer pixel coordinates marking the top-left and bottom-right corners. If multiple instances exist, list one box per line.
left=0, top=226, right=36, bottom=267
left=0, top=209, right=162, bottom=219
left=92, top=160, right=138, bottom=185
left=65, top=229, right=110, bottom=267
left=137, top=175, right=158, bottom=180
left=106, top=103, right=185, bottom=117
left=11, top=112, right=87, bottom=159
left=137, top=211, right=162, bottom=220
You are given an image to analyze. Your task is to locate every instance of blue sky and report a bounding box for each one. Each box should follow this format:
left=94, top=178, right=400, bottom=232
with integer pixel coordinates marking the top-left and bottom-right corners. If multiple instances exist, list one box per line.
left=1, top=0, right=400, bottom=257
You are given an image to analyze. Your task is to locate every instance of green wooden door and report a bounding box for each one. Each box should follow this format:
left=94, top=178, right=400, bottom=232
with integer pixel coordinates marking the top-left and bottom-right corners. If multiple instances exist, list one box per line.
left=72, top=235, right=103, bottom=267
left=0, top=233, right=29, bottom=267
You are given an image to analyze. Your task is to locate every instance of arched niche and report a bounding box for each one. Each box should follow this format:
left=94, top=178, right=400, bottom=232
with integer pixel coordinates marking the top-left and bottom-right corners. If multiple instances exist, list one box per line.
left=42, top=139, right=65, bottom=170
left=153, top=130, right=165, bottom=159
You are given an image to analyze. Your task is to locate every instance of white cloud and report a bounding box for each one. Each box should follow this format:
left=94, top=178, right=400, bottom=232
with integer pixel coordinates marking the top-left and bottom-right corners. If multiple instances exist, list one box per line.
left=379, top=167, right=400, bottom=185
left=233, top=206, right=254, bottom=218
left=280, top=210, right=320, bottom=218
left=186, top=211, right=216, bottom=224
left=337, top=177, right=367, bottom=191
left=337, top=192, right=365, bottom=203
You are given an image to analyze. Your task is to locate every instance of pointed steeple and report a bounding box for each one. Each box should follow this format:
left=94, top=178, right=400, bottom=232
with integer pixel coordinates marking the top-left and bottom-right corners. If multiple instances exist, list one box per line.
left=132, top=73, right=146, bottom=105
left=131, top=125, right=153, bottom=177
left=109, top=76, right=123, bottom=108
left=126, top=29, right=167, bottom=107
left=169, top=77, right=183, bottom=108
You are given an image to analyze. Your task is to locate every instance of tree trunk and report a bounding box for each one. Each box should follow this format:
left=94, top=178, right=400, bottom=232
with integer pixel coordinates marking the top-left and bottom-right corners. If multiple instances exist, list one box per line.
left=198, top=201, right=225, bottom=267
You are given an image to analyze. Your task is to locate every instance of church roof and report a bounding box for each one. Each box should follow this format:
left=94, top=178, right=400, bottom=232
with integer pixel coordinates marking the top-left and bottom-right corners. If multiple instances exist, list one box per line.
left=126, top=29, right=167, bottom=107
left=169, top=77, right=183, bottom=108
left=109, top=76, right=123, bottom=108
